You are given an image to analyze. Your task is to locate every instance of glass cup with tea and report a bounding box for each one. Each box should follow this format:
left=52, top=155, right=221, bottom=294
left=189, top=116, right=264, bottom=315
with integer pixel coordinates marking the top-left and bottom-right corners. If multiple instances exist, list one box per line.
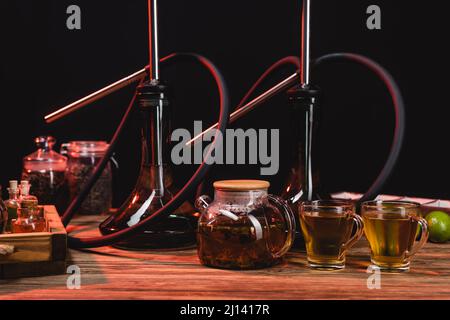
left=299, top=200, right=364, bottom=270
left=362, top=201, right=429, bottom=272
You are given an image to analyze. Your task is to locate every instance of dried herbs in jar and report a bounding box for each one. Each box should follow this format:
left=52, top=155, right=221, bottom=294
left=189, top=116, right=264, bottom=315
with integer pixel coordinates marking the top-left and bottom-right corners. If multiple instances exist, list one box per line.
left=22, top=136, right=67, bottom=206
left=64, top=141, right=113, bottom=215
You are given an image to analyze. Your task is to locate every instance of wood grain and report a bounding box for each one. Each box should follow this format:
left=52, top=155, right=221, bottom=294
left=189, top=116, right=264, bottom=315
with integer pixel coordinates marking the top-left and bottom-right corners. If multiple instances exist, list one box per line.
left=0, top=214, right=449, bottom=300
left=0, top=207, right=67, bottom=278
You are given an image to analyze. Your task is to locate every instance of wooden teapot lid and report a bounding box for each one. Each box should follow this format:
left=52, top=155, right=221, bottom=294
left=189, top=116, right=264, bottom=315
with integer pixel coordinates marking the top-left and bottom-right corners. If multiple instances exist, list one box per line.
left=213, top=180, right=270, bottom=191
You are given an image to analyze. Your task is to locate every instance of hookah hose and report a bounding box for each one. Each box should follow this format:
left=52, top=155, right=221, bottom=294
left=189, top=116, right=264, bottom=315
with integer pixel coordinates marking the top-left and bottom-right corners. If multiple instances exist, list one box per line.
left=313, top=53, right=405, bottom=204
left=63, top=56, right=300, bottom=228
left=62, top=53, right=403, bottom=248
left=195, top=56, right=301, bottom=197
left=231, top=53, right=405, bottom=204
left=228, top=52, right=404, bottom=204
left=63, top=52, right=230, bottom=249
left=61, top=79, right=144, bottom=227
left=237, top=56, right=301, bottom=108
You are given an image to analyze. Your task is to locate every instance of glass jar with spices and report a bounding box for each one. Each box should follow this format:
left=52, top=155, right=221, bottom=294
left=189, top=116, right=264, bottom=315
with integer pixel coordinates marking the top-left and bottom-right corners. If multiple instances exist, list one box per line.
left=22, top=136, right=67, bottom=207
left=63, top=141, right=114, bottom=215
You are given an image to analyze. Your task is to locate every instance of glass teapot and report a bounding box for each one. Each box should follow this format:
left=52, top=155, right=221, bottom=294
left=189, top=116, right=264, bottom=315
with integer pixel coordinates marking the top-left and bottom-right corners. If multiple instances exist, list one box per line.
left=195, top=180, right=296, bottom=270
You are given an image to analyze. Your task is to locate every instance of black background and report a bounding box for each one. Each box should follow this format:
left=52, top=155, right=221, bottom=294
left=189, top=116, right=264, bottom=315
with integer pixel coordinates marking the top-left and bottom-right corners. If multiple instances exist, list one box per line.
left=1, top=0, right=449, bottom=206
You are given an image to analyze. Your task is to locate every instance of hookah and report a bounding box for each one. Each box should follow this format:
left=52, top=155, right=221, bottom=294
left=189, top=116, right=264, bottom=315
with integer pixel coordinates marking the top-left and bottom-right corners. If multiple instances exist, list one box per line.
left=47, top=0, right=231, bottom=250
left=45, top=0, right=405, bottom=249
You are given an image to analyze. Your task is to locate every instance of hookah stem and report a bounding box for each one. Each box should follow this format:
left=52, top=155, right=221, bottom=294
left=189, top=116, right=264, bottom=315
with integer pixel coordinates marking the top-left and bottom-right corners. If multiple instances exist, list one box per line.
left=300, top=0, right=311, bottom=85
left=46, top=0, right=159, bottom=124
left=44, top=68, right=148, bottom=123
left=66, top=53, right=230, bottom=249
left=148, top=0, right=159, bottom=80
left=62, top=0, right=160, bottom=226
left=185, top=2, right=309, bottom=144
left=237, top=57, right=300, bottom=109
left=297, top=0, right=314, bottom=200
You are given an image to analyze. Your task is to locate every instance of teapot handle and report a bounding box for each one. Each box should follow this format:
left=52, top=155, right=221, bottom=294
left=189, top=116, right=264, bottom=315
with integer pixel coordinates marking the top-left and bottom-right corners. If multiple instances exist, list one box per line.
left=195, top=195, right=212, bottom=214
left=60, top=143, right=70, bottom=157
left=267, top=194, right=296, bottom=259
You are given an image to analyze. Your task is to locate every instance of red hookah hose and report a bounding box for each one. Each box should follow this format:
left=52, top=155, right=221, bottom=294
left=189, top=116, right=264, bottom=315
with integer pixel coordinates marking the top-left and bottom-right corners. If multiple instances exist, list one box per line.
left=313, top=53, right=405, bottom=204
left=63, top=56, right=301, bottom=245
left=236, top=56, right=300, bottom=108
left=229, top=53, right=405, bottom=204
left=64, top=53, right=230, bottom=248
left=61, top=78, right=144, bottom=226
left=63, top=53, right=404, bottom=248
left=195, top=56, right=301, bottom=197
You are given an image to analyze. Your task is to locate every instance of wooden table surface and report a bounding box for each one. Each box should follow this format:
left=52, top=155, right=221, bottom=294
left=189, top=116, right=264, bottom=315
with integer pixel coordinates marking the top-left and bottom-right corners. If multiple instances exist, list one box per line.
left=0, top=215, right=449, bottom=300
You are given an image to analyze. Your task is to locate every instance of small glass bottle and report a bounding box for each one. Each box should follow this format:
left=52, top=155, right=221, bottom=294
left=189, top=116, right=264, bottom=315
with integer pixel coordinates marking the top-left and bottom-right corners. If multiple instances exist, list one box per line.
left=22, top=136, right=67, bottom=207
left=12, top=183, right=46, bottom=233
left=12, top=206, right=47, bottom=233
left=19, top=181, right=39, bottom=209
left=4, top=180, right=20, bottom=233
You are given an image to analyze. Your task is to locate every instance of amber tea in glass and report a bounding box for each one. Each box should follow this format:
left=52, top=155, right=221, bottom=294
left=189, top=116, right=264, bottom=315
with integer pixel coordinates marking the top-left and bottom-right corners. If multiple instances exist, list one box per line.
left=362, top=201, right=429, bottom=272
left=198, top=207, right=285, bottom=269
left=299, top=200, right=364, bottom=270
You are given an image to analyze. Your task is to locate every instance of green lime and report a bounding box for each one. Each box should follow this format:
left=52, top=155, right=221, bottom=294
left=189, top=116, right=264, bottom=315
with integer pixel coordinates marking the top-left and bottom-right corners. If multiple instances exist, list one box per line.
left=426, top=211, right=450, bottom=243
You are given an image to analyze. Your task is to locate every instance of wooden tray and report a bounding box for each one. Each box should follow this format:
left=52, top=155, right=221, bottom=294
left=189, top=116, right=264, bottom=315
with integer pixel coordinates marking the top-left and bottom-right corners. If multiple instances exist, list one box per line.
left=0, top=206, right=67, bottom=279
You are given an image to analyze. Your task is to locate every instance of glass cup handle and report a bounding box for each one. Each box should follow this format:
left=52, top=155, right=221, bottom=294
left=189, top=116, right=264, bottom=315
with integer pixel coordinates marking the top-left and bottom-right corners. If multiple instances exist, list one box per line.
left=60, top=143, right=70, bottom=156
left=406, top=216, right=429, bottom=258
left=110, top=153, right=120, bottom=170
left=267, top=194, right=296, bottom=259
left=194, top=195, right=212, bottom=214
left=342, top=214, right=364, bottom=251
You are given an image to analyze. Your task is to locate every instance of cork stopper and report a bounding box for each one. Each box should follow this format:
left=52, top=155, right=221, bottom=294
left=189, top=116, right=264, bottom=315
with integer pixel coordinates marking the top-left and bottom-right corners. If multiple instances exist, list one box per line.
left=20, top=181, right=31, bottom=197
left=213, top=180, right=270, bottom=191
left=9, top=180, right=18, bottom=191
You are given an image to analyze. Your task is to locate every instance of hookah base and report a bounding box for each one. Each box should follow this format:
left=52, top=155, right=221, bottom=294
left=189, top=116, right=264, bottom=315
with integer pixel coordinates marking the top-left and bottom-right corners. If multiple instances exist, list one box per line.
left=100, top=215, right=197, bottom=251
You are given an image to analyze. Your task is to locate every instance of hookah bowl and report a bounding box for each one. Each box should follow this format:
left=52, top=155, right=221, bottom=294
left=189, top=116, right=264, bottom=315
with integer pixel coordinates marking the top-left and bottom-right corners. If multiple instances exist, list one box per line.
left=99, top=81, right=197, bottom=250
